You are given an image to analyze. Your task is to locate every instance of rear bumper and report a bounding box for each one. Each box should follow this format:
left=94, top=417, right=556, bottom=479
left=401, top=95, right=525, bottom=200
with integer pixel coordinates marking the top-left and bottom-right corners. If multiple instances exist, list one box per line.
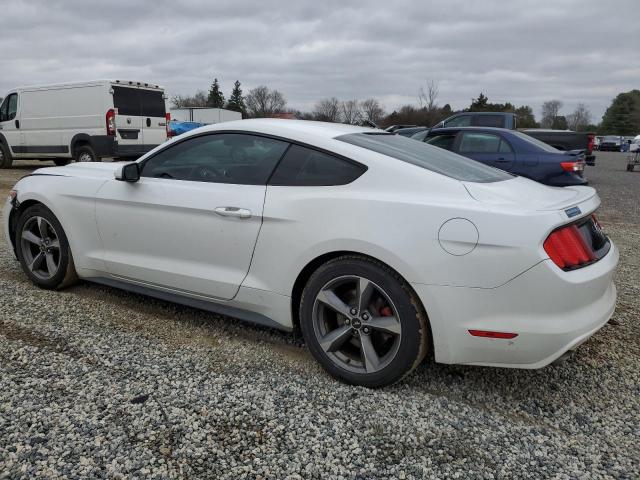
left=89, top=135, right=160, bottom=158
left=545, top=172, right=588, bottom=187
left=412, top=241, right=618, bottom=368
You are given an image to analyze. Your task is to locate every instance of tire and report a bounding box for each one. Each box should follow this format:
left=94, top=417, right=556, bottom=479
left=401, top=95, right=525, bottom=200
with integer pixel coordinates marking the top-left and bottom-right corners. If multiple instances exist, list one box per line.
left=0, top=142, right=13, bottom=169
left=74, top=144, right=97, bottom=163
left=54, top=159, right=71, bottom=167
left=15, top=204, right=78, bottom=290
left=300, top=255, right=429, bottom=388
left=628, top=164, right=634, bottom=172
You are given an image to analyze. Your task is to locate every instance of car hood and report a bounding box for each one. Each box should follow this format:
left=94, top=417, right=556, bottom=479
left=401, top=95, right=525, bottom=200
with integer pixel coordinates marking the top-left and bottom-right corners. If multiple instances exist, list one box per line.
left=33, top=162, right=126, bottom=179
left=463, top=176, right=597, bottom=211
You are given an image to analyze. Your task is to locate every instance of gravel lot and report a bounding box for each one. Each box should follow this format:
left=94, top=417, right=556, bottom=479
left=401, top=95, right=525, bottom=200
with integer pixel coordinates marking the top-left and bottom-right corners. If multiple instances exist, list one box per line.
left=1, top=153, right=638, bottom=479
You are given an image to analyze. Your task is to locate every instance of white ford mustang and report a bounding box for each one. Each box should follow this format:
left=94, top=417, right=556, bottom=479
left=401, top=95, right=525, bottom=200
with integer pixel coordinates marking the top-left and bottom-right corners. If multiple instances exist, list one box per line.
left=3, top=120, right=618, bottom=387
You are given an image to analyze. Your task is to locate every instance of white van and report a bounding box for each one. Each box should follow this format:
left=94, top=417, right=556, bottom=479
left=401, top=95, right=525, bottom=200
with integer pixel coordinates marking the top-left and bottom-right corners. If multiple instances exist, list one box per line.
left=0, top=80, right=169, bottom=168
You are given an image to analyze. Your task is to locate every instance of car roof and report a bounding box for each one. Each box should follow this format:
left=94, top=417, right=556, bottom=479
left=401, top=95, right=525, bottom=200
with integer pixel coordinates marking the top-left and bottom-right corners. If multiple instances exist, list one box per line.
left=428, top=126, right=513, bottom=133
left=181, top=119, right=379, bottom=141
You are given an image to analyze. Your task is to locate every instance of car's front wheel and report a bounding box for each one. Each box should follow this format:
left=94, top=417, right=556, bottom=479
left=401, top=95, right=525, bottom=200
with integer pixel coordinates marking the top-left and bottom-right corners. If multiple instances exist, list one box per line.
left=15, top=204, right=77, bottom=289
left=300, top=255, right=429, bottom=387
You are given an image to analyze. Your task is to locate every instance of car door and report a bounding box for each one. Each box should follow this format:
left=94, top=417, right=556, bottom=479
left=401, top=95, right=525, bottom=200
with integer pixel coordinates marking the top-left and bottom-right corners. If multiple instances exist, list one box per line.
left=138, top=87, right=167, bottom=148
left=94, top=132, right=289, bottom=300
left=456, top=131, right=515, bottom=170
left=0, top=93, right=24, bottom=157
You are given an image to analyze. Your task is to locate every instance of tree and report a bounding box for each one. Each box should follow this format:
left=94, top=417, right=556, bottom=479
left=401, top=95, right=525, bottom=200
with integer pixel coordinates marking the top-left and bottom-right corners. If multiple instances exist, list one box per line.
left=171, top=90, right=208, bottom=108
left=360, top=98, right=385, bottom=125
left=418, top=79, right=439, bottom=112
left=341, top=99, right=361, bottom=125
left=225, top=80, right=246, bottom=116
left=514, top=105, right=538, bottom=128
left=313, top=97, right=341, bottom=122
left=541, top=100, right=563, bottom=128
left=551, top=115, right=568, bottom=130
left=245, top=86, right=286, bottom=118
left=566, top=103, right=592, bottom=131
left=600, top=90, right=640, bottom=135
left=206, top=78, right=225, bottom=108
left=469, top=93, right=489, bottom=111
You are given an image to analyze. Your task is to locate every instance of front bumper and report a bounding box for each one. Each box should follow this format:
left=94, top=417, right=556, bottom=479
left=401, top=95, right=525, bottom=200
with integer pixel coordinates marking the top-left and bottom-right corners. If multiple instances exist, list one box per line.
left=412, top=241, right=618, bottom=368
left=2, top=198, right=15, bottom=254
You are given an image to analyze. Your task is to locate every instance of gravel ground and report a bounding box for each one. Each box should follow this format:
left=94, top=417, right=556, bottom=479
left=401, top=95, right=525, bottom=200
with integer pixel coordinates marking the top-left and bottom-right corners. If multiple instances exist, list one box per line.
left=1, top=154, right=638, bottom=479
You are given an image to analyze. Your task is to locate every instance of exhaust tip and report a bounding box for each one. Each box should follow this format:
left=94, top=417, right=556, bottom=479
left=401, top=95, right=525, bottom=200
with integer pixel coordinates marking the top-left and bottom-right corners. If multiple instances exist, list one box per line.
left=553, top=350, right=574, bottom=365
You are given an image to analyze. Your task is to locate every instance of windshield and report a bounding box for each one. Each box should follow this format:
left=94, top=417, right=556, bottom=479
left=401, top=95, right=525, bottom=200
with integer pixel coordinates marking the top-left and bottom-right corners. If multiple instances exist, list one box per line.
left=511, top=131, right=560, bottom=153
left=337, top=133, right=513, bottom=183
left=603, top=136, right=620, bottom=142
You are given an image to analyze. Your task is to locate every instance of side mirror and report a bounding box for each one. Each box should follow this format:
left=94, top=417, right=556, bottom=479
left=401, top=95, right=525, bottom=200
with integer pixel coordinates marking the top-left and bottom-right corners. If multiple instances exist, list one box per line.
left=115, top=162, right=140, bottom=182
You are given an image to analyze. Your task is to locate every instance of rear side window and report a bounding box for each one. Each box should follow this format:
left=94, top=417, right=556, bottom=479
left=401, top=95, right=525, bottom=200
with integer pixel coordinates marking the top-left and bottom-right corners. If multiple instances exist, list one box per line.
left=269, top=144, right=366, bottom=186
left=337, top=133, right=512, bottom=183
left=113, top=86, right=166, bottom=117
left=474, top=115, right=504, bottom=127
left=459, top=132, right=502, bottom=153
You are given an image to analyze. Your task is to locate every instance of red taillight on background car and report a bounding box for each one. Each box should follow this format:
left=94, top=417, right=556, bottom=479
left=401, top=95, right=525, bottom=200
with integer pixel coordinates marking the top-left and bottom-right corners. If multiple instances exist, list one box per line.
left=544, top=220, right=596, bottom=270
left=560, top=161, right=584, bottom=172
left=165, top=112, right=172, bottom=139
left=106, top=109, right=116, bottom=136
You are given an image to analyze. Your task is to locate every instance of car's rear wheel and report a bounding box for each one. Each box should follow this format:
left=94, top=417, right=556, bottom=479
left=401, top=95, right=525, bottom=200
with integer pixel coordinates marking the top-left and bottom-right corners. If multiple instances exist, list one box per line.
left=300, top=255, right=429, bottom=387
left=0, top=143, right=13, bottom=169
left=15, top=205, right=77, bottom=289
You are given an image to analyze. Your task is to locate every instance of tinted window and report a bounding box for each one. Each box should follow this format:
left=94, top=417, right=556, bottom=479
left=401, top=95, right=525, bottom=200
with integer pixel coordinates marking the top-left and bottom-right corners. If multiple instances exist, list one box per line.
left=425, top=133, right=457, bottom=151
left=0, top=94, right=18, bottom=122
left=113, top=87, right=166, bottom=117
left=269, top=144, right=366, bottom=186
left=337, top=133, right=511, bottom=183
left=141, top=133, right=288, bottom=185
left=139, top=89, right=166, bottom=118
left=474, top=115, right=503, bottom=127
left=459, top=132, right=502, bottom=153
left=113, top=86, right=140, bottom=116
left=444, top=115, right=471, bottom=127
left=410, top=130, right=429, bottom=141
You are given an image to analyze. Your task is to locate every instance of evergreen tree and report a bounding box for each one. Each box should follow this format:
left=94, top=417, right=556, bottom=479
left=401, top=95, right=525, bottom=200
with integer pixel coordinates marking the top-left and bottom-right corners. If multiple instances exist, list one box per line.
left=225, top=80, right=246, bottom=116
left=600, top=90, right=640, bottom=135
left=207, top=78, right=225, bottom=108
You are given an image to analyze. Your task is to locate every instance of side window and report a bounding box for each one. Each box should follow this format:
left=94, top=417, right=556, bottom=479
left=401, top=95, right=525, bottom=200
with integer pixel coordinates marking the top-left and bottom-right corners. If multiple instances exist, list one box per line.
left=498, top=139, right=513, bottom=153
left=269, top=144, right=366, bottom=186
left=444, top=115, right=471, bottom=127
left=459, top=132, right=502, bottom=153
left=113, top=86, right=140, bottom=116
left=141, top=133, right=289, bottom=185
left=474, top=115, right=503, bottom=127
left=425, top=133, right=457, bottom=151
left=0, top=94, right=18, bottom=122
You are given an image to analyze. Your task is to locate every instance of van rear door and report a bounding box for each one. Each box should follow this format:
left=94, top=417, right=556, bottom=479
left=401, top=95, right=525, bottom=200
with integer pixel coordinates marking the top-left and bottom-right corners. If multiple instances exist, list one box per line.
left=112, top=85, right=145, bottom=156
left=139, top=88, right=167, bottom=148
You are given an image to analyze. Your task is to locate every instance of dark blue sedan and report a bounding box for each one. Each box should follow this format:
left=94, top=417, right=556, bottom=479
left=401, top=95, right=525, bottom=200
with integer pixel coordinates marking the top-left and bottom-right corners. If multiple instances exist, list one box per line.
left=415, top=127, right=587, bottom=187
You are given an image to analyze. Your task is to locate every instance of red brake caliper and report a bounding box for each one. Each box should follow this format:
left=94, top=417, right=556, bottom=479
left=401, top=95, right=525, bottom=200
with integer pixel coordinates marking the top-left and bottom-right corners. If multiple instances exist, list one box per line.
left=379, top=306, right=393, bottom=317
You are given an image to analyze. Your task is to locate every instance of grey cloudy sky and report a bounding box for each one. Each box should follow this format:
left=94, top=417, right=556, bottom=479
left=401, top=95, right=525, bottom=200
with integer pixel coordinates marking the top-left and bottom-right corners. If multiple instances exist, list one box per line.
left=1, top=0, right=637, bottom=121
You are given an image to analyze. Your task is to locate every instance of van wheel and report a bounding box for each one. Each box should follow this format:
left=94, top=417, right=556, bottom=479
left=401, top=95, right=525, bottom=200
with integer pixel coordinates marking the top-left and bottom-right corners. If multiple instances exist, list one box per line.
left=74, top=145, right=97, bottom=163
left=54, top=159, right=70, bottom=166
left=0, top=143, right=13, bottom=169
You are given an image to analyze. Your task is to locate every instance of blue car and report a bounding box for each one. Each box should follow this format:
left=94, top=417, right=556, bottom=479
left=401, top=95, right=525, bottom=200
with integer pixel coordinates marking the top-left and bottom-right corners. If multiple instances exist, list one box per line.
left=418, top=127, right=587, bottom=187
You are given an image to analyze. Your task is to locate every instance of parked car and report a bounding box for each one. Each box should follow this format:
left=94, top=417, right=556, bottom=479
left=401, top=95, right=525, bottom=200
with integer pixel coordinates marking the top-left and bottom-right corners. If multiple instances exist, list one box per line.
left=393, top=126, right=429, bottom=137
left=4, top=120, right=617, bottom=387
left=0, top=80, right=169, bottom=168
left=422, top=127, right=587, bottom=186
left=599, top=136, right=622, bottom=152
left=433, top=112, right=596, bottom=165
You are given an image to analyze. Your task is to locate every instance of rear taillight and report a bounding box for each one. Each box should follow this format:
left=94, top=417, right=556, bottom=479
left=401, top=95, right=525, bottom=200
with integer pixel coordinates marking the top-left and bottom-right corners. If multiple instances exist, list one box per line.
left=587, top=134, right=595, bottom=152
left=560, top=161, right=584, bottom=172
left=106, top=109, right=116, bottom=136
left=165, top=112, right=172, bottom=138
left=544, top=219, right=596, bottom=270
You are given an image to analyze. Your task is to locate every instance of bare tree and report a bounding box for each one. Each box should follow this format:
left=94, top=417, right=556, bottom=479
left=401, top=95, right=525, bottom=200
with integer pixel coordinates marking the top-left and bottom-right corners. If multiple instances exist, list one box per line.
left=171, top=90, right=208, bottom=108
left=541, top=100, right=563, bottom=128
left=360, top=98, right=385, bottom=124
left=418, top=79, right=439, bottom=112
left=341, top=99, right=361, bottom=125
left=245, top=86, right=287, bottom=118
left=566, top=103, right=592, bottom=131
left=313, top=97, right=341, bottom=122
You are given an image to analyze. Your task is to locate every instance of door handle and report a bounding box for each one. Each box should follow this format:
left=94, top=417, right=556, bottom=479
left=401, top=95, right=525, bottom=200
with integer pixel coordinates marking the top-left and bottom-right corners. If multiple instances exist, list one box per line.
left=214, top=206, right=252, bottom=219
left=146, top=118, right=151, bottom=127
left=495, top=157, right=509, bottom=162
left=15, top=119, right=20, bottom=129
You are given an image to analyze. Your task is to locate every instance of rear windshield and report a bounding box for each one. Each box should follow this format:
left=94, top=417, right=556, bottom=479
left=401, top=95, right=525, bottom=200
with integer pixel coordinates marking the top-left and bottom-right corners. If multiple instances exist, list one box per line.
left=113, top=86, right=166, bottom=117
left=337, top=133, right=512, bottom=183
left=511, top=131, right=559, bottom=153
